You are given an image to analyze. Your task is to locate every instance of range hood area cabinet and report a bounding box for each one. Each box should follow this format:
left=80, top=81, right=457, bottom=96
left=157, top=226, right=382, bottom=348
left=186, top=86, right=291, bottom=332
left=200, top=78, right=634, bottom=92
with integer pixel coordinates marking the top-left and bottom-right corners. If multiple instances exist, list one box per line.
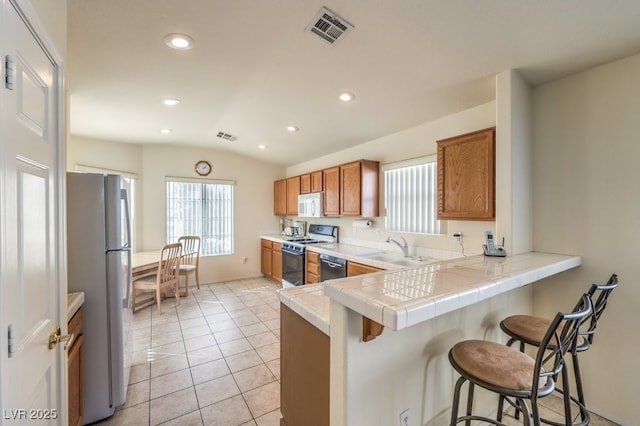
left=273, top=159, right=380, bottom=218
left=437, top=127, right=496, bottom=221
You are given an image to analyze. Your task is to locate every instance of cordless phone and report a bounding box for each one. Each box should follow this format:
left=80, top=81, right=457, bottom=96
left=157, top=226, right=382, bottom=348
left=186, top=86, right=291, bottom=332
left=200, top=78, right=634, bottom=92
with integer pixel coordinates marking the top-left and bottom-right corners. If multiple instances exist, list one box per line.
left=483, top=231, right=506, bottom=257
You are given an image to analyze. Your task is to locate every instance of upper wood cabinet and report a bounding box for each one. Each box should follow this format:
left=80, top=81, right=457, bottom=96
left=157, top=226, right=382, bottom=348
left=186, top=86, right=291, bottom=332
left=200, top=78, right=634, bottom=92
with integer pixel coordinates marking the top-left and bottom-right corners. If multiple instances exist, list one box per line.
left=300, top=174, right=311, bottom=194
left=340, top=160, right=379, bottom=217
left=275, top=160, right=379, bottom=217
left=323, top=167, right=340, bottom=216
left=274, top=179, right=287, bottom=216
left=301, top=171, right=323, bottom=195
left=286, top=176, right=300, bottom=216
left=310, top=171, right=323, bottom=193
left=437, top=127, right=495, bottom=221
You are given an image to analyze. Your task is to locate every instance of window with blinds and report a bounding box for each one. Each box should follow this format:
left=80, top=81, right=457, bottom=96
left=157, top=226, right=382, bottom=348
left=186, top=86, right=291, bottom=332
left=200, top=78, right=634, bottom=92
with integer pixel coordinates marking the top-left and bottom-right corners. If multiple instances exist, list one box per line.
left=166, top=178, right=234, bottom=256
left=384, top=157, right=445, bottom=235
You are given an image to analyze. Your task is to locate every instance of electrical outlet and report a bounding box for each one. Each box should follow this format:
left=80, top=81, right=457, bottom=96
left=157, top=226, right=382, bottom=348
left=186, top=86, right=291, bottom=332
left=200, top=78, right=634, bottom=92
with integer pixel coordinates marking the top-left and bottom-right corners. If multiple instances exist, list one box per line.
left=452, top=232, right=463, bottom=244
left=241, top=256, right=248, bottom=264
left=400, top=409, right=409, bottom=426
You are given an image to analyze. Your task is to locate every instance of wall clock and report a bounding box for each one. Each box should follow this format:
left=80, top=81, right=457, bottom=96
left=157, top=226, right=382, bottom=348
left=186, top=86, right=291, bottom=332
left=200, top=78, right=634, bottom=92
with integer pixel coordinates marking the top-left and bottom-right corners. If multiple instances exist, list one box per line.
left=195, top=160, right=212, bottom=176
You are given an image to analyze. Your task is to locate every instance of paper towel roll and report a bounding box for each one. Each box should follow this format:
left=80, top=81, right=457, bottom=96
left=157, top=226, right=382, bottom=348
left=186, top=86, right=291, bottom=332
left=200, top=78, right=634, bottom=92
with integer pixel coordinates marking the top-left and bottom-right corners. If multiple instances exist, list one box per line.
left=352, top=219, right=372, bottom=228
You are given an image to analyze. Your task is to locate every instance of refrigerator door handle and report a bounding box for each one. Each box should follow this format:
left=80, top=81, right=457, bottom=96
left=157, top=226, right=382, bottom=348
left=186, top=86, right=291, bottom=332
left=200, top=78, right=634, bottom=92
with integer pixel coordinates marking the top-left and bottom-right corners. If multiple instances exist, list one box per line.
left=122, top=248, right=132, bottom=309
left=120, top=188, right=132, bottom=249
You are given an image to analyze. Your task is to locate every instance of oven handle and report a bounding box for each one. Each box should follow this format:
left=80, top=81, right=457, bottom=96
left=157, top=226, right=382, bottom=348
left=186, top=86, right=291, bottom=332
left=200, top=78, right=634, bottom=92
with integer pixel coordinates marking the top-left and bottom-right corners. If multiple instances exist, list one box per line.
left=282, top=247, right=305, bottom=256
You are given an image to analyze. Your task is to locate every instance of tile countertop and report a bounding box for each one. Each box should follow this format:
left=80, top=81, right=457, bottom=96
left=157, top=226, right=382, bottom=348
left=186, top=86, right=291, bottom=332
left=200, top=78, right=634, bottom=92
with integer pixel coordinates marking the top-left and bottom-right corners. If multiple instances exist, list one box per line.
left=67, top=292, right=85, bottom=322
left=279, top=284, right=330, bottom=336
left=323, top=252, right=581, bottom=331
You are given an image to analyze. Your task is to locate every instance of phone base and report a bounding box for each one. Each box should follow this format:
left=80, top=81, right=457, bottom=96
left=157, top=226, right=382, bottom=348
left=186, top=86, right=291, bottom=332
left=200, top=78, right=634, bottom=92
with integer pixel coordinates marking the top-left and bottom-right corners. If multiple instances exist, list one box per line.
left=483, top=245, right=507, bottom=257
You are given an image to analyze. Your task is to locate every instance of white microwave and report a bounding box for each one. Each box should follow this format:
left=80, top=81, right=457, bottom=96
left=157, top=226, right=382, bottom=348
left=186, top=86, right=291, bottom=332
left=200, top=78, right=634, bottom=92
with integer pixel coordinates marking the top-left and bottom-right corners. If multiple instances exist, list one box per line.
left=298, top=193, right=323, bottom=218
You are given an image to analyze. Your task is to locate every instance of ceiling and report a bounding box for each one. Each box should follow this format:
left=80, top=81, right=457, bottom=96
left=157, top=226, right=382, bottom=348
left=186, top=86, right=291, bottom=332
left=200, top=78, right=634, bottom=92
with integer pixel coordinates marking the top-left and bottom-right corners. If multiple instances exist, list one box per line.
left=67, top=1, right=640, bottom=167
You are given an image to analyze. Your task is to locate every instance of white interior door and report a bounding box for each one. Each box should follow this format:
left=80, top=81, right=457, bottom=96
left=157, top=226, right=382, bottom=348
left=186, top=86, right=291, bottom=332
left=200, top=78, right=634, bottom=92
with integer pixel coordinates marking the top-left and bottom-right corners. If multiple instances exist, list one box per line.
left=0, top=0, right=65, bottom=423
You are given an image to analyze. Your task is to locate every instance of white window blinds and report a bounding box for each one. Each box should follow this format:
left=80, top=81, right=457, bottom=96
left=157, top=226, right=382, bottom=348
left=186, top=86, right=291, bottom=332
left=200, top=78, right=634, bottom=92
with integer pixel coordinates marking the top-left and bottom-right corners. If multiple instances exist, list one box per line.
left=384, top=158, right=444, bottom=235
left=166, top=178, right=234, bottom=256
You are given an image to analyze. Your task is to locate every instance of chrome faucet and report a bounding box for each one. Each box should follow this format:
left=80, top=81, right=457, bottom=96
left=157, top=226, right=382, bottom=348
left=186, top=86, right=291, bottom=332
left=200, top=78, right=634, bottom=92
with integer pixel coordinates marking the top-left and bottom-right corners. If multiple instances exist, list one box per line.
left=386, top=236, right=409, bottom=257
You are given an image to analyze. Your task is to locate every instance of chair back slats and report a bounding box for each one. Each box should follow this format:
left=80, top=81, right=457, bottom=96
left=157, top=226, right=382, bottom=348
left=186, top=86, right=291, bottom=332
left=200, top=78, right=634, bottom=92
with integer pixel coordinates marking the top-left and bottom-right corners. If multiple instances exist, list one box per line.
left=159, top=242, right=182, bottom=284
left=581, top=273, right=618, bottom=345
left=178, top=236, right=200, bottom=266
left=533, top=294, right=592, bottom=391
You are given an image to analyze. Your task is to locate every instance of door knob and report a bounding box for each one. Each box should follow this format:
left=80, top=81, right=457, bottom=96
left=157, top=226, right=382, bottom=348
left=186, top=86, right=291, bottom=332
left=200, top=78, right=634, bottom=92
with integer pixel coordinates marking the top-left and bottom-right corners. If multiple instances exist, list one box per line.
left=48, top=326, right=74, bottom=350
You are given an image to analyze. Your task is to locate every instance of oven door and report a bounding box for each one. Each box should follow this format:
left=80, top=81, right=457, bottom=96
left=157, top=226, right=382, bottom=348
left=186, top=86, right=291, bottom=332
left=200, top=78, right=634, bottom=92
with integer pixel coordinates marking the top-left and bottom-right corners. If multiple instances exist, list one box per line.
left=282, top=247, right=305, bottom=287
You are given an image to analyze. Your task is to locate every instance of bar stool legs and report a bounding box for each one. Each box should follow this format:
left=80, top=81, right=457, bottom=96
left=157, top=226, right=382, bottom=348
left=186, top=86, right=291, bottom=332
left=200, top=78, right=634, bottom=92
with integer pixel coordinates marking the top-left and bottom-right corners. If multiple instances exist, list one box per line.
left=449, top=294, right=592, bottom=426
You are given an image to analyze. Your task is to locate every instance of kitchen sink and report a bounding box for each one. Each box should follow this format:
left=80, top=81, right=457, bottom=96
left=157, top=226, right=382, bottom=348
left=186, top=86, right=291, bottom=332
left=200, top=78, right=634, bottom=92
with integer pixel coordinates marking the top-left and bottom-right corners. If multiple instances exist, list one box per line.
left=360, top=252, right=429, bottom=266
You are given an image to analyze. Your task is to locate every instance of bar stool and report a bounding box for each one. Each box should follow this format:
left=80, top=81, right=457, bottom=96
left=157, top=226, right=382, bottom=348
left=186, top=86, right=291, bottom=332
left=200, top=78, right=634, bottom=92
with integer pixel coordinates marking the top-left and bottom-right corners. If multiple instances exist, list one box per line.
left=449, top=294, right=592, bottom=426
left=499, top=274, right=618, bottom=426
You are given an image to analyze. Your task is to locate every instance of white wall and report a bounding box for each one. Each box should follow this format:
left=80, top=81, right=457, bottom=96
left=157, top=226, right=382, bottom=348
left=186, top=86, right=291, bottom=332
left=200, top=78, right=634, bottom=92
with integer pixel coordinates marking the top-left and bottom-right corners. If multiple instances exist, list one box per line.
left=330, top=286, right=532, bottom=426
left=532, top=53, right=640, bottom=424
left=67, top=137, right=283, bottom=283
left=139, top=144, right=282, bottom=282
left=287, top=101, right=498, bottom=258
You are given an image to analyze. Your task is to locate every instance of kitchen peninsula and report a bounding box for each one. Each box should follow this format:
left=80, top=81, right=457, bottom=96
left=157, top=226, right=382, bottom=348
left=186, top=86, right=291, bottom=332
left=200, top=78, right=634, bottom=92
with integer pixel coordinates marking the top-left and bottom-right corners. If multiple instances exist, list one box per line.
left=278, top=251, right=581, bottom=426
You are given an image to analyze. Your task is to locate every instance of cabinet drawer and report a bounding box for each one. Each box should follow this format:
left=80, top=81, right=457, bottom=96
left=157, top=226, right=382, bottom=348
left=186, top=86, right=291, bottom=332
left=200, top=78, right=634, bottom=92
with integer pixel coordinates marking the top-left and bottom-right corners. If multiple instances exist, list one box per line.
left=307, top=262, right=320, bottom=276
left=261, top=239, right=273, bottom=249
left=68, top=307, right=83, bottom=338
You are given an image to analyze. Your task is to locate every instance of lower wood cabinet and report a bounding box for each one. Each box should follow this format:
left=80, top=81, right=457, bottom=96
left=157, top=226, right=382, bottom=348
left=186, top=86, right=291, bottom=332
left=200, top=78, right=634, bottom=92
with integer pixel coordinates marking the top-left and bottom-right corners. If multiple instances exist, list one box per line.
left=261, top=239, right=273, bottom=277
left=272, top=242, right=282, bottom=282
left=68, top=307, right=84, bottom=426
left=280, top=304, right=329, bottom=426
left=306, top=251, right=320, bottom=284
left=347, top=261, right=384, bottom=277
left=261, top=239, right=282, bottom=283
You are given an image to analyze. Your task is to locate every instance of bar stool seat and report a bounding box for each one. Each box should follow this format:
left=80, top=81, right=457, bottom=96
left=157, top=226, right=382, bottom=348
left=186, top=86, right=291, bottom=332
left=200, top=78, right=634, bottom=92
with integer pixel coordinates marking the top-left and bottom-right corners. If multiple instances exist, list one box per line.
left=449, top=294, right=592, bottom=426
left=451, top=340, right=553, bottom=394
left=499, top=274, right=618, bottom=426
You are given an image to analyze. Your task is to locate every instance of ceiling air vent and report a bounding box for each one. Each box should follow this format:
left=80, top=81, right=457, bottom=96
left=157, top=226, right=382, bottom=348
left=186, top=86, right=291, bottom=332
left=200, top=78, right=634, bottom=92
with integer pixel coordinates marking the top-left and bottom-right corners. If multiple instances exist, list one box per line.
left=305, top=7, right=354, bottom=45
left=216, top=131, right=237, bottom=142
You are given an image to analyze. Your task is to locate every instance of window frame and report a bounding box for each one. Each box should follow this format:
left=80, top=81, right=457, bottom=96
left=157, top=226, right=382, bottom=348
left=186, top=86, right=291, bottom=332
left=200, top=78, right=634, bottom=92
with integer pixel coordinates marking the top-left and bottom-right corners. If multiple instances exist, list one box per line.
left=165, top=176, right=235, bottom=257
left=382, top=155, right=446, bottom=236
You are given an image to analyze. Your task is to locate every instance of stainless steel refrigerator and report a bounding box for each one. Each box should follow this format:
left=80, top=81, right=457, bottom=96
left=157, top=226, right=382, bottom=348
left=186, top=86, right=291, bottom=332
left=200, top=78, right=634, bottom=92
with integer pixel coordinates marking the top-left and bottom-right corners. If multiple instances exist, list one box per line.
left=66, top=172, right=132, bottom=424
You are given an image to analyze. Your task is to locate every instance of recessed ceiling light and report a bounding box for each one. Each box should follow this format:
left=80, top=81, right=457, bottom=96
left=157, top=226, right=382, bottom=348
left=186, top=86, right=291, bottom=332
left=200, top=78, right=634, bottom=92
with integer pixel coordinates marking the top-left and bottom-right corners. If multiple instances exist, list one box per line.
left=163, top=98, right=180, bottom=106
left=164, top=33, right=194, bottom=50
left=339, top=92, right=355, bottom=102
left=287, top=126, right=299, bottom=132
left=258, top=144, right=268, bottom=150
left=160, top=129, right=172, bottom=134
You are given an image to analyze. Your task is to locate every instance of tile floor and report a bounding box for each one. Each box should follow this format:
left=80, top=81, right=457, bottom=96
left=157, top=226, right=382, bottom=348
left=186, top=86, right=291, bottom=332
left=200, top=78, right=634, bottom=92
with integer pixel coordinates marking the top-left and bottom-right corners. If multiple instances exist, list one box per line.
left=98, top=277, right=283, bottom=426
left=96, top=276, right=620, bottom=426
left=498, top=394, right=619, bottom=426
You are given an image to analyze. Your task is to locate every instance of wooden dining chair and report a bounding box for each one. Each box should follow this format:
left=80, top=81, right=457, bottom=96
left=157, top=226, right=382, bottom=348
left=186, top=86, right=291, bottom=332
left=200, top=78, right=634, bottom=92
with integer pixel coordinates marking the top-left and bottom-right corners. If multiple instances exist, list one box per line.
left=132, top=242, right=182, bottom=314
left=178, top=235, right=201, bottom=295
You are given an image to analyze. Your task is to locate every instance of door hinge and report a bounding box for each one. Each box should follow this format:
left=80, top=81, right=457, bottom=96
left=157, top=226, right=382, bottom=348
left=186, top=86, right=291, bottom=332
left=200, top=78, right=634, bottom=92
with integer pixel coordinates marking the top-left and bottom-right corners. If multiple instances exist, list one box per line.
left=8, top=324, right=15, bottom=358
left=5, top=55, right=15, bottom=90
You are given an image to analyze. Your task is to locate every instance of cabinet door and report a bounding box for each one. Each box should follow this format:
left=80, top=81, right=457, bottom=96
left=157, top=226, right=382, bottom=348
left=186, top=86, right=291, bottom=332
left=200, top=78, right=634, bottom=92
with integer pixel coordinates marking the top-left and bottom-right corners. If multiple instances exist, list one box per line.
left=340, top=162, right=362, bottom=216
left=286, top=176, right=301, bottom=216
left=261, top=240, right=273, bottom=277
left=274, top=179, right=287, bottom=216
left=347, top=261, right=383, bottom=277
left=306, top=251, right=320, bottom=284
left=323, top=167, right=340, bottom=216
left=300, top=174, right=311, bottom=194
left=310, top=171, right=323, bottom=193
left=272, top=243, right=282, bottom=282
left=437, top=127, right=495, bottom=220
left=68, top=334, right=84, bottom=426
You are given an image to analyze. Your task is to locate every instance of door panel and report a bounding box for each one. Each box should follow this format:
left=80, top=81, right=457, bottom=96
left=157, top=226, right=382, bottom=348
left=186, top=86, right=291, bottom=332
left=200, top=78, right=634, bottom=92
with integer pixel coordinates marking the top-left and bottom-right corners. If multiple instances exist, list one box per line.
left=1, top=0, right=63, bottom=420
